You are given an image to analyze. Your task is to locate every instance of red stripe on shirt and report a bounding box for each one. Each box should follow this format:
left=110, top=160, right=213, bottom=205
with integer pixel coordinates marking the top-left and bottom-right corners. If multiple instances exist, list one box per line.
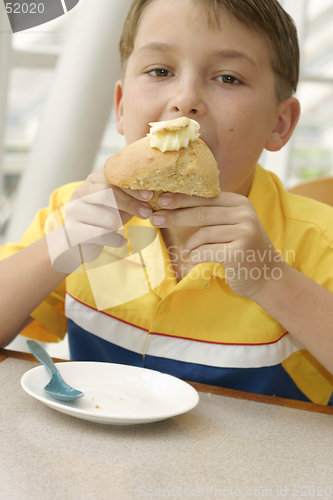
left=66, top=292, right=289, bottom=347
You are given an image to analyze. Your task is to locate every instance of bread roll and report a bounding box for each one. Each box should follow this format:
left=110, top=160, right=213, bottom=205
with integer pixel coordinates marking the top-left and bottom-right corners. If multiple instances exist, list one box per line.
left=104, top=118, right=220, bottom=211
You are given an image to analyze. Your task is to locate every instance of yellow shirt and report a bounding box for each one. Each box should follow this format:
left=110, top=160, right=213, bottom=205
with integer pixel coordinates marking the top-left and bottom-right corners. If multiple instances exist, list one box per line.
left=1, top=165, right=333, bottom=404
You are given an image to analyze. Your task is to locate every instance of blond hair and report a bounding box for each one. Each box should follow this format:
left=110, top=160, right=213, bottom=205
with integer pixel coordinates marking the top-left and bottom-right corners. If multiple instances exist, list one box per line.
left=119, top=0, right=299, bottom=102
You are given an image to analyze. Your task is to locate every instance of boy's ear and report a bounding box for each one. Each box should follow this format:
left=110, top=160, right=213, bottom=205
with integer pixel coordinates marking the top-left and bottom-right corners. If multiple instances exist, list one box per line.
left=114, top=79, right=124, bottom=136
left=265, top=97, right=300, bottom=152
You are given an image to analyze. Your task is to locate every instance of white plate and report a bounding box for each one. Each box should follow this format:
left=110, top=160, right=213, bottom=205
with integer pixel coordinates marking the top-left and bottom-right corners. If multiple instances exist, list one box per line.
left=21, top=362, right=199, bottom=425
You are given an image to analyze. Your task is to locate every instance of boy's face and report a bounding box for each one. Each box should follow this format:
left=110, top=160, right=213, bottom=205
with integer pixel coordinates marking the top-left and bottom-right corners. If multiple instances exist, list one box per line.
left=115, top=0, right=284, bottom=195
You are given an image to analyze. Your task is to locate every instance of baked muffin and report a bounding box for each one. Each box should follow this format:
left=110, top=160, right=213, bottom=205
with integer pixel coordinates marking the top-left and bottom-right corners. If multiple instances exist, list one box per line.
left=104, top=117, right=220, bottom=210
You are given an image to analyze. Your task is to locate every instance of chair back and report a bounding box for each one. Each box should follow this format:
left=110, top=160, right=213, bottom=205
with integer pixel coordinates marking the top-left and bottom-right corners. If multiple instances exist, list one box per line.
left=288, top=177, right=333, bottom=206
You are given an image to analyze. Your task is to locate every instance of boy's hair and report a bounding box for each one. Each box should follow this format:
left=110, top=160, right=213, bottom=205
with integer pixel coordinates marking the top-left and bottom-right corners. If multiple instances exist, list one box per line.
left=119, top=0, right=299, bottom=103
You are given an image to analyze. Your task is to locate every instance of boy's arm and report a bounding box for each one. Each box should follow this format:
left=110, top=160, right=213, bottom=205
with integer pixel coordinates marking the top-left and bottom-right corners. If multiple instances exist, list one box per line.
left=0, top=170, right=154, bottom=348
left=252, top=262, right=333, bottom=375
left=0, top=235, right=69, bottom=347
left=150, top=190, right=333, bottom=375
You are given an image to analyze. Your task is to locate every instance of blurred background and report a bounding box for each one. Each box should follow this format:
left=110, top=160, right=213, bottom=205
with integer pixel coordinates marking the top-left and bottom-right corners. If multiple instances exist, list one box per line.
left=0, top=0, right=333, bottom=357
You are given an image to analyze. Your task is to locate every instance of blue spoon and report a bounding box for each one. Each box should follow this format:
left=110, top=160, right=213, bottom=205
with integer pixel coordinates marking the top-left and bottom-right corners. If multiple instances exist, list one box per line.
left=27, top=340, right=84, bottom=402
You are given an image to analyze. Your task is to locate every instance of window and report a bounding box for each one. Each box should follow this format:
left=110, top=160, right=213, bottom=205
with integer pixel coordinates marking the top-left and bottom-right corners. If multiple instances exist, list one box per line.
left=262, top=0, right=333, bottom=187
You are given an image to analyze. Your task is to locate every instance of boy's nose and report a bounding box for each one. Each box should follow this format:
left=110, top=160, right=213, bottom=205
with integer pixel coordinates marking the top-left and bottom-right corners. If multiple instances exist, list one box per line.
left=168, top=79, right=206, bottom=116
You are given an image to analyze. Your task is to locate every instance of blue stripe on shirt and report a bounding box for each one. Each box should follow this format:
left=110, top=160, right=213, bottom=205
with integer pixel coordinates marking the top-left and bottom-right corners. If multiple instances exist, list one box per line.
left=67, top=319, right=317, bottom=403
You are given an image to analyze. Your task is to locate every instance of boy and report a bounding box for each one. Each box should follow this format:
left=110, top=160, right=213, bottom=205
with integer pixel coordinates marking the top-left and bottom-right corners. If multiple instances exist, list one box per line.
left=1, top=0, right=333, bottom=405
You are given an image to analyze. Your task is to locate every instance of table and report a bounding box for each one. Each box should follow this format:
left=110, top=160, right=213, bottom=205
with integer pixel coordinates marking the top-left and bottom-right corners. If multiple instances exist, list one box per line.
left=1, top=348, right=333, bottom=500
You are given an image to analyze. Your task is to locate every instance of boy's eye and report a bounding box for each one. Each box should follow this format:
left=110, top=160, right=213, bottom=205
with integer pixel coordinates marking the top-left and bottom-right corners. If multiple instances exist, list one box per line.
left=217, top=75, right=241, bottom=85
left=148, top=68, right=173, bottom=77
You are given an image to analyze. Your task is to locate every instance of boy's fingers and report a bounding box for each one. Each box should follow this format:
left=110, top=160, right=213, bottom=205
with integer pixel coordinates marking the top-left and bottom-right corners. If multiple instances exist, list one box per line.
left=119, top=187, right=154, bottom=202
left=88, top=170, right=110, bottom=184
left=157, top=191, right=247, bottom=210
left=69, top=185, right=153, bottom=221
left=66, top=202, right=123, bottom=231
left=151, top=206, right=244, bottom=228
left=65, top=221, right=113, bottom=247
left=181, top=225, right=239, bottom=253
left=113, top=188, right=153, bottom=218
left=83, top=231, right=127, bottom=248
left=86, top=170, right=154, bottom=202
left=70, top=189, right=120, bottom=211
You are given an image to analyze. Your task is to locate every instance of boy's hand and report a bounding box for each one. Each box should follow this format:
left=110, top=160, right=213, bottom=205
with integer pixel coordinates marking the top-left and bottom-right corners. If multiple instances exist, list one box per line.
left=150, top=192, right=286, bottom=299
left=48, top=170, right=153, bottom=272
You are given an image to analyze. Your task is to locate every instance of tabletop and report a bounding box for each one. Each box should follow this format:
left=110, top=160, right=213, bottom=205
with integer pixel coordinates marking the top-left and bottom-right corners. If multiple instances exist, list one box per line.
left=1, top=349, right=333, bottom=500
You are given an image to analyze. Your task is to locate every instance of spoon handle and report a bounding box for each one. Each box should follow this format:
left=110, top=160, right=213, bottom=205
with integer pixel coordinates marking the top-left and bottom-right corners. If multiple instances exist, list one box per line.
left=27, top=340, right=57, bottom=377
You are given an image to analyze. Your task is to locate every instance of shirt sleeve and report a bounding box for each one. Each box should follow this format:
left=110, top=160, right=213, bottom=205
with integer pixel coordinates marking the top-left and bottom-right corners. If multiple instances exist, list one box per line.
left=0, top=181, right=83, bottom=343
